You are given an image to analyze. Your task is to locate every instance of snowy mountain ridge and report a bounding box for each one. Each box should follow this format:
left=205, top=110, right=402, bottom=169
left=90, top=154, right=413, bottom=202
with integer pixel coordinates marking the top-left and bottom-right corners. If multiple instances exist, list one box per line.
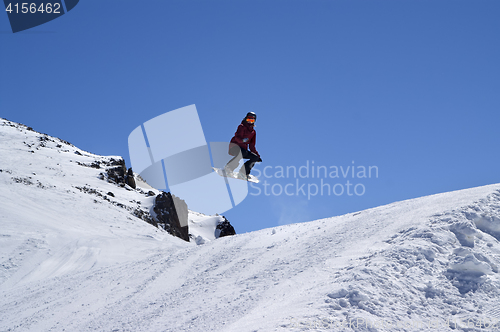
left=1, top=117, right=500, bottom=332
left=0, top=117, right=226, bottom=283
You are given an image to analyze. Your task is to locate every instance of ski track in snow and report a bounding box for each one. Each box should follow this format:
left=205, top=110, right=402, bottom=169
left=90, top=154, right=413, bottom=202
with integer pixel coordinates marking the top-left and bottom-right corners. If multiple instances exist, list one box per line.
left=1, top=118, right=500, bottom=332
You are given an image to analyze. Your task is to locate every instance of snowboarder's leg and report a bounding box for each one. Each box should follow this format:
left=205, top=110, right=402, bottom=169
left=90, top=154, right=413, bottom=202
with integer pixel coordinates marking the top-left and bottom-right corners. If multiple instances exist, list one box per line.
left=239, top=150, right=260, bottom=177
left=225, top=145, right=243, bottom=173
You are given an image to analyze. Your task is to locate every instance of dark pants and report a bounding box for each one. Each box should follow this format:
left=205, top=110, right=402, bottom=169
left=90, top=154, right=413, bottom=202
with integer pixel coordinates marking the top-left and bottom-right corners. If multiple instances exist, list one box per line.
left=226, top=145, right=260, bottom=175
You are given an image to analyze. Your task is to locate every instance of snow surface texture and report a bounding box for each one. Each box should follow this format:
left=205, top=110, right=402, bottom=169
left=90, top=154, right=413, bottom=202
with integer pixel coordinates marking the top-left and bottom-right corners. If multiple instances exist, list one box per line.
left=1, top=117, right=500, bottom=332
left=0, top=118, right=223, bottom=284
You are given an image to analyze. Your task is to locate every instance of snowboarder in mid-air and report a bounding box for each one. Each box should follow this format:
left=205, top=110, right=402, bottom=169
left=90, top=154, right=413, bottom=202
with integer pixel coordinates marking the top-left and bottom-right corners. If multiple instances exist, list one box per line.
left=224, top=112, right=262, bottom=180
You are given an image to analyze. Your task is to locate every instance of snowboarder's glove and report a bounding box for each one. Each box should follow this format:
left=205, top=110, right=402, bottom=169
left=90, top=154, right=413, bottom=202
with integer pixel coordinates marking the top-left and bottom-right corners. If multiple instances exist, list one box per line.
left=242, top=138, right=249, bottom=143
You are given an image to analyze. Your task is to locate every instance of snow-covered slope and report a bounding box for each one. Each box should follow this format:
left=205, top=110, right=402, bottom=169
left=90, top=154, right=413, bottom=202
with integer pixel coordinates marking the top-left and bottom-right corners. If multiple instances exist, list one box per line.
left=0, top=118, right=221, bottom=287
left=1, top=118, right=500, bottom=332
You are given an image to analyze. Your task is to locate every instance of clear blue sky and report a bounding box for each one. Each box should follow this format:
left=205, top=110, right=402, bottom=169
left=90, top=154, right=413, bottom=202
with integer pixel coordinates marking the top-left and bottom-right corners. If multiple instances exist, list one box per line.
left=2, top=0, right=499, bottom=233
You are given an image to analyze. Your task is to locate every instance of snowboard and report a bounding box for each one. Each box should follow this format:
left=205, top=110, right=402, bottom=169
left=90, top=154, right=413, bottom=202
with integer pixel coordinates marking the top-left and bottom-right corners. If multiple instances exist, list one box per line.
left=212, top=167, right=259, bottom=183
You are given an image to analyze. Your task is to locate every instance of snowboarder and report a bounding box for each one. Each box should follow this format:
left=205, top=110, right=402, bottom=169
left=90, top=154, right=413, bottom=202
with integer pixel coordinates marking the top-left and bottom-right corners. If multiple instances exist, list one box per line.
left=224, top=112, right=262, bottom=180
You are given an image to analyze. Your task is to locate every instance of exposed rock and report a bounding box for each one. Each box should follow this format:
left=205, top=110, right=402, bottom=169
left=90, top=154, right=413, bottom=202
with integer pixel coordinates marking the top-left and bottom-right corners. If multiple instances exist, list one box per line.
left=153, top=192, right=189, bottom=242
left=126, top=168, right=136, bottom=189
left=103, top=159, right=127, bottom=185
left=216, top=216, right=236, bottom=238
left=132, top=208, right=156, bottom=226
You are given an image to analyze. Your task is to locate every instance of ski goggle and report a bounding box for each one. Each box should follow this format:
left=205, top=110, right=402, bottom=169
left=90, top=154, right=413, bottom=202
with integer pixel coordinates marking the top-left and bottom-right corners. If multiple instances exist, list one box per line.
left=246, top=118, right=255, bottom=123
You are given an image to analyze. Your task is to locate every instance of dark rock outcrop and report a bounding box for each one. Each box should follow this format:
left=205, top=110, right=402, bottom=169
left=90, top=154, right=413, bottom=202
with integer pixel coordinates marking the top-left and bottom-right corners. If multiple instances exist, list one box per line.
left=126, top=168, right=136, bottom=189
left=153, top=192, right=189, bottom=242
left=101, top=159, right=138, bottom=190
left=216, top=216, right=236, bottom=238
left=105, top=159, right=127, bottom=185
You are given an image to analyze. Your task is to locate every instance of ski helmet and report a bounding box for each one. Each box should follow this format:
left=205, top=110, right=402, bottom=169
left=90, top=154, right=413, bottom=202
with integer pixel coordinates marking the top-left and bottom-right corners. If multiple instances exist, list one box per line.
left=246, top=112, right=256, bottom=120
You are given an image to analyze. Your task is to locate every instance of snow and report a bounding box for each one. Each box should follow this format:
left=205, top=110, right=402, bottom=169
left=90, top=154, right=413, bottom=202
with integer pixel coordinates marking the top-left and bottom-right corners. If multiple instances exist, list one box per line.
left=1, top=117, right=500, bottom=331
